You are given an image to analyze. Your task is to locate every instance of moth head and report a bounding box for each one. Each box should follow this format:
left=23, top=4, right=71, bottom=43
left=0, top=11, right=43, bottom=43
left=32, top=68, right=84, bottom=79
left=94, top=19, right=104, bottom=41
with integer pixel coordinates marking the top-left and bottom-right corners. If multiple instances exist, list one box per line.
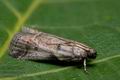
left=87, top=49, right=97, bottom=59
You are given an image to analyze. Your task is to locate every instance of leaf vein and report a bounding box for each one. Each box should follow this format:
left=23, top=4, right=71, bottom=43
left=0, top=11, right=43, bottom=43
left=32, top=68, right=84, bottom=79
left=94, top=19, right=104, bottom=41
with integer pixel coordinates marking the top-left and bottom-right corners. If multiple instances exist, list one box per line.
left=2, top=0, right=22, bottom=19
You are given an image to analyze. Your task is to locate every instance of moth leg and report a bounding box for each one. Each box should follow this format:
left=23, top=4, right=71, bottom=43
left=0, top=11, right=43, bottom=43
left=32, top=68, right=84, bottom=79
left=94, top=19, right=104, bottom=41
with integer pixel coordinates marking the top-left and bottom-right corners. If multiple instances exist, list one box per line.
left=83, top=59, right=87, bottom=72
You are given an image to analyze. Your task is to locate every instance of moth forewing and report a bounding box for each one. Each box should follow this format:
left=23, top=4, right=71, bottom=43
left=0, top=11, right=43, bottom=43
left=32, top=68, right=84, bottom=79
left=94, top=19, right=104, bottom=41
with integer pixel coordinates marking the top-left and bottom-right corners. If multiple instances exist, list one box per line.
left=9, top=27, right=97, bottom=71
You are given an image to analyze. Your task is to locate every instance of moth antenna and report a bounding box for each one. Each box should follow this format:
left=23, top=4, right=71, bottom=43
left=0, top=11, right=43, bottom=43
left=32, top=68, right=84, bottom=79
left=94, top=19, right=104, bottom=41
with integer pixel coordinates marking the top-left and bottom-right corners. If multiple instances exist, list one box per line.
left=83, top=59, right=87, bottom=72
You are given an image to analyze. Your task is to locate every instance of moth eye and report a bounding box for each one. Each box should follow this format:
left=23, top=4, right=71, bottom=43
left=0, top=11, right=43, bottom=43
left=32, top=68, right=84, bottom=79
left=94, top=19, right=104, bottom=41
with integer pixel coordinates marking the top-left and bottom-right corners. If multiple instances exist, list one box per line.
left=88, top=49, right=97, bottom=59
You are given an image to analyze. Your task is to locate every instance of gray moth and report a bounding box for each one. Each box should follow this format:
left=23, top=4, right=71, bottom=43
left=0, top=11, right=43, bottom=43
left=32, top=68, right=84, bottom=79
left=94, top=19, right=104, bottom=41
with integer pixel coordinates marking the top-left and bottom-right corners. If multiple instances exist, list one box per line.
left=9, top=27, right=97, bottom=71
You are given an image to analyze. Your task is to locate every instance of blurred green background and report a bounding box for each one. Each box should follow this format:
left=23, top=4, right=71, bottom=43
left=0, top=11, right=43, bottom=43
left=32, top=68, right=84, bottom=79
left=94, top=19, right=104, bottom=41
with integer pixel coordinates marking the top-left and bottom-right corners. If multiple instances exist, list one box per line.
left=0, top=0, right=120, bottom=80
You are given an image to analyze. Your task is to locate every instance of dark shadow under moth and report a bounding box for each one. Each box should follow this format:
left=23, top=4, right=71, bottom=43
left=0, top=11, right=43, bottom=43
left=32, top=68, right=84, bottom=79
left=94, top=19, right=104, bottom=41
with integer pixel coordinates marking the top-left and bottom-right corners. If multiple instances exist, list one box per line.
left=9, top=27, right=97, bottom=71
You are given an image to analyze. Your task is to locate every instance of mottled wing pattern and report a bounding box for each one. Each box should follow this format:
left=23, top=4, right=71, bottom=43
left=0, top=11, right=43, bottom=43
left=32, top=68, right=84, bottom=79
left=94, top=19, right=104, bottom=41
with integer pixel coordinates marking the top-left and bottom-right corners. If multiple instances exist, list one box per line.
left=9, top=27, right=96, bottom=62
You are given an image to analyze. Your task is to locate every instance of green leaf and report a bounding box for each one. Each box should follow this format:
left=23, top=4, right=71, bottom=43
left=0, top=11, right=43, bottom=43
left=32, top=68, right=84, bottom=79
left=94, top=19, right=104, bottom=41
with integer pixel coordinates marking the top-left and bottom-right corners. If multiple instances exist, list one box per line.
left=0, top=0, right=120, bottom=80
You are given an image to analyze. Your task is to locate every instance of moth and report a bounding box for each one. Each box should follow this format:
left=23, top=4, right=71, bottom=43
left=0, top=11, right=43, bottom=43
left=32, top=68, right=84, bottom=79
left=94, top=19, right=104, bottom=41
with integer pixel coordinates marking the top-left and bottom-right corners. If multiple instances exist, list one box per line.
left=9, top=27, right=97, bottom=71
